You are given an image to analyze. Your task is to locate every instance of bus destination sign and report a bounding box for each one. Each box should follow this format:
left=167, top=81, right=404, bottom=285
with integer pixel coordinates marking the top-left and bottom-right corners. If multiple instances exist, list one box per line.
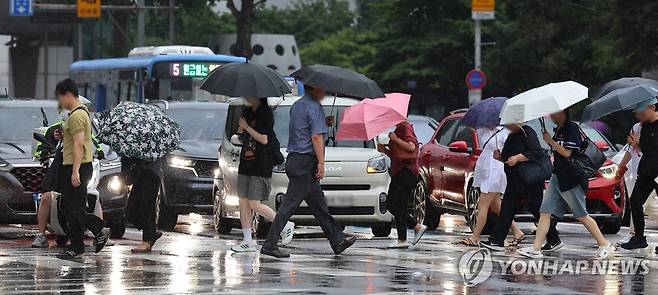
left=170, top=63, right=221, bottom=77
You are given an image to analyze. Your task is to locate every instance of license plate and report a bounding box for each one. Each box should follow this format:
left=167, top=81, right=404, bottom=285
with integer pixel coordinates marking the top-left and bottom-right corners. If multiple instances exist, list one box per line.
left=327, top=196, right=354, bottom=207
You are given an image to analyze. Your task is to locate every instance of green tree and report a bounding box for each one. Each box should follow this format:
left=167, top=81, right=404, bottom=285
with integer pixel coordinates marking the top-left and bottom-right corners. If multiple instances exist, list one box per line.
left=300, top=28, right=377, bottom=74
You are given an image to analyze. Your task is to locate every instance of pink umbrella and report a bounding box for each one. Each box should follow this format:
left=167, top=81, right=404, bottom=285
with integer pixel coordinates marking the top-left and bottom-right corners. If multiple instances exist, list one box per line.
left=336, top=93, right=411, bottom=140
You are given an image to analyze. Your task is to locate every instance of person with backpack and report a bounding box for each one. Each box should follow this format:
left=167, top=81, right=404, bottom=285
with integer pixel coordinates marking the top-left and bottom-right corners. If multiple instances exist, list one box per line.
left=377, top=121, right=427, bottom=248
left=232, top=97, right=294, bottom=252
left=55, top=79, right=110, bottom=257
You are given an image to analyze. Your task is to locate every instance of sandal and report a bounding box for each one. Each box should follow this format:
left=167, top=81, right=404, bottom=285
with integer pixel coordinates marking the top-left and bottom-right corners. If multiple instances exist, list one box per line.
left=458, top=238, right=479, bottom=247
left=508, top=235, right=526, bottom=247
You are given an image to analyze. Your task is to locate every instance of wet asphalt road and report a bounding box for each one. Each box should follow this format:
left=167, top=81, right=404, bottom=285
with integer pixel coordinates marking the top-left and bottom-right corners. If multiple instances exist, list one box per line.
left=1, top=215, right=658, bottom=294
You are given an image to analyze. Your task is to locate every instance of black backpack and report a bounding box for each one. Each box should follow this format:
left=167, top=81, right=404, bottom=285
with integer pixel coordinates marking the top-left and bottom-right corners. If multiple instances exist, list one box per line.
left=270, top=132, right=285, bottom=166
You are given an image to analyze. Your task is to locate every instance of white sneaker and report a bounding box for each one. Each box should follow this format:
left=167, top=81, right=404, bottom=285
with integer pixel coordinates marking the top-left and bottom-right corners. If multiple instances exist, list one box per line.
left=517, top=246, right=543, bottom=259
left=594, top=243, right=616, bottom=260
left=280, top=222, right=295, bottom=246
left=412, top=224, right=427, bottom=245
left=32, top=234, right=49, bottom=248
left=618, top=235, right=633, bottom=245
left=387, top=241, right=410, bottom=249
left=231, top=241, right=257, bottom=252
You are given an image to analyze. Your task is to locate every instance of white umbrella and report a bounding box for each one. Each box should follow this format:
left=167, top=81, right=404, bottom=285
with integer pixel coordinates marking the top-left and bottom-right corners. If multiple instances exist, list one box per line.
left=499, top=81, right=588, bottom=124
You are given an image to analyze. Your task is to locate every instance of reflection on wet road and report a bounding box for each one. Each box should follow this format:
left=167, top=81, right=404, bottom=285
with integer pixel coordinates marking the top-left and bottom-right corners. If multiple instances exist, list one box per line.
left=1, top=215, right=658, bottom=294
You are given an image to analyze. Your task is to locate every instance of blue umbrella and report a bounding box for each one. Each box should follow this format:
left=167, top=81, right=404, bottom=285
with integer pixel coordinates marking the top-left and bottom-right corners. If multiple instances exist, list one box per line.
left=462, top=97, right=508, bottom=128
left=581, top=83, right=658, bottom=122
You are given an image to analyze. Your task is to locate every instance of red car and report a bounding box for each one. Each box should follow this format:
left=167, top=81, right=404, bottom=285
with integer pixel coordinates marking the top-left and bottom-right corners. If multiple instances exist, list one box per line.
left=413, top=109, right=626, bottom=234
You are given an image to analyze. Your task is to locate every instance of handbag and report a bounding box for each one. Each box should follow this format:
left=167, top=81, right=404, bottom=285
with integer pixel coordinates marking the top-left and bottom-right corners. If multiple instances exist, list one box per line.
left=518, top=152, right=553, bottom=185
left=269, top=132, right=285, bottom=166
left=567, top=125, right=606, bottom=183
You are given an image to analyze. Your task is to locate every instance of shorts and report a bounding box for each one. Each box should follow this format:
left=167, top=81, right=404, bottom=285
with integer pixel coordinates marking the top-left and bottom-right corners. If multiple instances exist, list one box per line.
left=237, top=174, right=272, bottom=201
left=540, top=175, right=588, bottom=219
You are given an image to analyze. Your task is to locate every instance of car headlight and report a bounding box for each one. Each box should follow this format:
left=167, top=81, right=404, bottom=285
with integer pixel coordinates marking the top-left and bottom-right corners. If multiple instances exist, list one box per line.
left=272, top=162, right=286, bottom=173
left=598, top=164, right=618, bottom=179
left=367, top=156, right=387, bottom=174
left=107, top=175, right=125, bottom=195
left=168, top=156, right=195, bottom=168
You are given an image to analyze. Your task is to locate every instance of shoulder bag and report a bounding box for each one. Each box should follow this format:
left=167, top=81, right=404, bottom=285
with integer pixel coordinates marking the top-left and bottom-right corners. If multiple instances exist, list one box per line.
left=566, top=124, right=606, bottom=183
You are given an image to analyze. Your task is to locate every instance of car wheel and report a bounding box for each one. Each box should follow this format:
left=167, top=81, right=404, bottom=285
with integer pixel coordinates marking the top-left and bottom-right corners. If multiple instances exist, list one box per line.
left=465, top=184, right=480, bottom=232
left=108, top=214, right=126, bottom=239
left=600, top=218, right=622, bottom=234
left=156, top=185, right=178, bottom=230
left=371, top=222, right=392, bottom=237
left=213, top=188, right=233, bottom=235
left=413, top=179, right=439, bottom=231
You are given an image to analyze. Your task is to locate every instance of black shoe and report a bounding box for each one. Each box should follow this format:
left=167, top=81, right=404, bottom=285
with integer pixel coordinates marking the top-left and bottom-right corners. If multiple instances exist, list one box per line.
left=479, top=240, right=505, bottom=252
left=620, top=236, right=648, bottom=250
left=58, top=248, right=84, bottom=258
left=541, top=239, right=564, bottom=252
left=93, top=228, right=111, bottom=253
left=261, top=247, right=290, bottom=258
left=332, top=236, right=357, bottom=255
left=150, top=231, right=163, bottom=247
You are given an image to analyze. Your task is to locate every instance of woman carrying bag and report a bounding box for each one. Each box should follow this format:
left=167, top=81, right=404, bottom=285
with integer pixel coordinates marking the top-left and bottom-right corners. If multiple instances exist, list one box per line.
left=518, top=110, right=615, bottom=259
left=122, top=156, right=164, bottom=253
left=377, top=121, right=427, bottom=249
left=480, top=123, right=561, bottom=252
left=460, top=126, right=525, bottom=247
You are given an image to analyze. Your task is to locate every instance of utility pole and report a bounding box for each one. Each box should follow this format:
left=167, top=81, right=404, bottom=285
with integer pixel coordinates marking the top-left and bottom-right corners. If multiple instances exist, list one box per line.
left=474, top=19, right=481, bottom=71
left=169, top=0, right=175, bottom=45
left=137, top=0, right=145, bottom=46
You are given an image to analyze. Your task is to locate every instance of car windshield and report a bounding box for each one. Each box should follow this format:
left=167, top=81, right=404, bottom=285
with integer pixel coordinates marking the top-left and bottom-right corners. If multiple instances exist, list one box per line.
left=273, top=105, right=375, bottom=148
left=0, top=107, right=60, bottom=142
left=409, top=119, right=436, bottom=145
left=165, top=108, right=226, bottom=141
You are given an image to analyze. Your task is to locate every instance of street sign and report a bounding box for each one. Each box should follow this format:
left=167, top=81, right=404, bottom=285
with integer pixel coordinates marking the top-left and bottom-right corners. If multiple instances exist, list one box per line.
left=77, top=0, right=101, bottom=18
left=465, top=69, right=487, bottom=90
left=9, top=0, right=33, bottom=17
left=472, top=0, right=495, bottom=20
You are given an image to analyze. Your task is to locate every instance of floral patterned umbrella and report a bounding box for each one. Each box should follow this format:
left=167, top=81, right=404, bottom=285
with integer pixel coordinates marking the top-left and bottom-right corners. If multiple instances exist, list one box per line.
left=96, top=102, right=180, bottom=161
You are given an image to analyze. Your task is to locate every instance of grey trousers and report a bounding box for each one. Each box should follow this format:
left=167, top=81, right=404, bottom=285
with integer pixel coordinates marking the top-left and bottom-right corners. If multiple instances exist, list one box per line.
left=263, top=153, right=345, bottom=249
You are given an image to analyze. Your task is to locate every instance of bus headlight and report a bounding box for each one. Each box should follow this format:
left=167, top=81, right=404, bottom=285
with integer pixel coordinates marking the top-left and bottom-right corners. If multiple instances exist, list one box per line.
left=107, top=176, right=125, bottom=195
left=367, top=156, right=387, bottom=174
left=598, top=164, right=618, bottom=179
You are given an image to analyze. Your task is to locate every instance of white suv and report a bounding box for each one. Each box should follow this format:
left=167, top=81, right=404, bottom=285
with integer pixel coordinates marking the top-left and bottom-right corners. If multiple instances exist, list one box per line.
left=213, top=96, right=393, bottom=237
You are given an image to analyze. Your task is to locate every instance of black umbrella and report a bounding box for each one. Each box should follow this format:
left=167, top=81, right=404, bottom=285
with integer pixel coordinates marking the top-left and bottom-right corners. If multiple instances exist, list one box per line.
left=292, top=65, right=384, bottom=99
left=200, top=62, right=292, bottom=97
left=581, top=83, right=658, bottom=122
left=590, top=77, right=658, bottom=100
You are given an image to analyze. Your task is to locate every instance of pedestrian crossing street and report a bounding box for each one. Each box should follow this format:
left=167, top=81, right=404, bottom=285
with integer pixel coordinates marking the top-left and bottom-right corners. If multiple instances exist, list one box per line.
left=2, top=225, right=658, bottom=294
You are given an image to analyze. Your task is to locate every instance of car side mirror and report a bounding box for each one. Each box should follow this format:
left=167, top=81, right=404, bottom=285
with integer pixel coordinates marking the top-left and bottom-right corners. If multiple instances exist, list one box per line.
left=230, top=134, right=242, bottom=147
left=594, top=140, right=610, bottom=152
left=448, top=140, right=472, bottom=154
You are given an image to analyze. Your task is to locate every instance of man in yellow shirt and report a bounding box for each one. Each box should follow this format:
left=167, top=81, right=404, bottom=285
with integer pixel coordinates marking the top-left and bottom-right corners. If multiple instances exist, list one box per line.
left=55, top=79, right=110, bottom=257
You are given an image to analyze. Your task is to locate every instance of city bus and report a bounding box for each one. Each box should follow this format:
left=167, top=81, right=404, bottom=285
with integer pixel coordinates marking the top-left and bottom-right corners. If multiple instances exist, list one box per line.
left=69, top=46, right=246, bottom=111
